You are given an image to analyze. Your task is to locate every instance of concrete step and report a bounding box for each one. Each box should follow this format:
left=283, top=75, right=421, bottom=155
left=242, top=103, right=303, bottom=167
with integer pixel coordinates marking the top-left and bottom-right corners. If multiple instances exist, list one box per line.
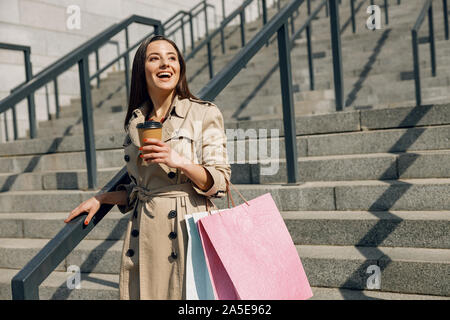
left=0, top=268, right=119, bottom=300
left=230, top=86, right=450, bottom=118
left=0, top=149, right=125, bottom=174
left=309, top=287, right=450, bottom=300
left=2, top=262, right=447, bottom=300
left=58, top=102, right=127, bottom=119
left=3, top=116, right=450, bottom=161
left=1, top=178, right=449, bottom=213
left=0, top=211, right=125, bottom=241
left=284, top=210, right=450, bottom=249
left=38, top=110, right=126, bottom=130
left=213, top=179, right=450, bottom=212
left=231, top=150, right=450, bottom=184
left=1, top=241, right=448, bottom=296
left=188, top=37, right=450, bottom=78
left=297, top=245, right=450, bottom=296
left=0, top=167, right=121, bottom=192
left=29, top=103, right=450, bottom=150
left=1, top=210, right=448, bottom=249
left=1, top=147, right=448, bottom=192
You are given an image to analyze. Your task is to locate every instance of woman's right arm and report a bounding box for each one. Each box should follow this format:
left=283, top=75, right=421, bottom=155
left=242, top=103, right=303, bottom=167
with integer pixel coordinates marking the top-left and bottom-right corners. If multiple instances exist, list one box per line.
left=64, top=190, right=128, bottom=225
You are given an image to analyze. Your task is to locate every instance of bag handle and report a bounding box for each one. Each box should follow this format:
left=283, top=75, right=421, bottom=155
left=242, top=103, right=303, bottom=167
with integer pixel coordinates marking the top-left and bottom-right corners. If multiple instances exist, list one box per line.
left=204, top=178, right=249, bottom=214
left=226, top=178, right=249, bottom=208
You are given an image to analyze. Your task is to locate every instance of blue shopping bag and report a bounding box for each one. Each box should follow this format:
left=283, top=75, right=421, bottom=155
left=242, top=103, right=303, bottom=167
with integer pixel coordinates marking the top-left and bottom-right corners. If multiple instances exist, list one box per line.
left=185, top=210, right=224, bottom=300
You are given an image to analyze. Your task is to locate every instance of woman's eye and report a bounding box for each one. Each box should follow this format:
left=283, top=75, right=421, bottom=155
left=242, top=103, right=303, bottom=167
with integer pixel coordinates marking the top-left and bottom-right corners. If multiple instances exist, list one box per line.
left=149, top=57, right=158, bottom=61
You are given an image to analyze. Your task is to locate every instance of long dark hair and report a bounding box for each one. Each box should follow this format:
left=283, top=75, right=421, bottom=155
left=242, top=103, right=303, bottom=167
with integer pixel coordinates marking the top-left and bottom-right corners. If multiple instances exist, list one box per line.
left=124, top=35, right=198, bottom=129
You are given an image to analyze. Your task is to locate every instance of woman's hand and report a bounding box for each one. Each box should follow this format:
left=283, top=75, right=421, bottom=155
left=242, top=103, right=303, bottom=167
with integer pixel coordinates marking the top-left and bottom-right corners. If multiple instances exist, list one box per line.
left=139, top=138, right=191, bottom=169
left=64, top=196, right=102, bottom=225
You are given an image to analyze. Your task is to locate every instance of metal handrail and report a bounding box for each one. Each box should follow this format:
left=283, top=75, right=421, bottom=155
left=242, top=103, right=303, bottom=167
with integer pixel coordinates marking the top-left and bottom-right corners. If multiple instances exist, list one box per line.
left=11, top=0, right=322, bottom=299
left=0, top=43, right=33, bottom=141
left=185, top=0, right=256, bottom=79
left=0, top=0, right=214, bottom=141
left=0, top=15, right=162, bottom=192
left=410, top=0, right=447, bottom=106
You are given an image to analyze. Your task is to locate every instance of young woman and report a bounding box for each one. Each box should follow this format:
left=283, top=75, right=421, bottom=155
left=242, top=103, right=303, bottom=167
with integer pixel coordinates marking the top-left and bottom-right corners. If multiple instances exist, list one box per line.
left=64, top=35, right=231, bottom=300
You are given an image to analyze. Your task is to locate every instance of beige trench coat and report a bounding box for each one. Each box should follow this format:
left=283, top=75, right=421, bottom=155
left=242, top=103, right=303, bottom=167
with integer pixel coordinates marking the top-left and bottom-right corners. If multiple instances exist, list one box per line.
left=115, top=95, right=231, bottom=300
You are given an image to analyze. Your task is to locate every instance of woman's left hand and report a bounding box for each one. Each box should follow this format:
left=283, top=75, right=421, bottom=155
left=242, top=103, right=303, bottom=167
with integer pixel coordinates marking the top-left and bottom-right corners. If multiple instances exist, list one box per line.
left=139, top=138, right=190, bottom=169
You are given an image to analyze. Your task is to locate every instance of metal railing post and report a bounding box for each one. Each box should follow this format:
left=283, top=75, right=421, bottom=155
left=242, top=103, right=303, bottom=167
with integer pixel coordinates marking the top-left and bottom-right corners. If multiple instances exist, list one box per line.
left=220, top=28, right=226, bottom=54
left=350, top=0, right=356, bottom=33
left=11, top=279, right=39, bottom=300
left=306, top=23, right=314, bottom=91
left=262, top=0, right=268, bottom=25
left=444, top=0, right=449, bottom=40
left=124, top=55, right=130, bottom=102
left=329, top=0, right=344, bottom=111
left=95, top=49, right=100, bottom=88
left=428, top=2, right=436, bottom=77
left=384, top=0, right=389, bottom=25
left=124, top=26, right=130, bottom=101
left=277, top=22, right=299, bottom=184
left=222, top=0, right=226, bottom=19
left=45, top=84, right=51, bottom=120
left=12, top=106, right=18, bottom=140
left=54, top=78, right=60, bottom=119
left=412, top=29, right=421, bottom=106
left=240, top=9, right=246, bottom=47
left=262, top=0, right=269, bottom=46
left=207, top=41, right=214, bottom=79
left=290, top=14, right=295, bottom=36
left=24, top=49, right=36, bottom=139
left=189, top=12, right=195, bottom=50
left=181, top=17, right=186, bottom=54
left=78, top=56, right=97, bottom=190
left=3, top=112, right=9, bottom=142
left=204, top=1, right=209, bottom=37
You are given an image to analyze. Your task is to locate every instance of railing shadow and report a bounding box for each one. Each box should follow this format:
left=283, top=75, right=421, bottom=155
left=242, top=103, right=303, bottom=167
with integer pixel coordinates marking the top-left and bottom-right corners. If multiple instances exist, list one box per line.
left=49, top=214, right=128, bottom=300
left=188, top=24, right=242, bottom=84
left=340, top=0, right=367, bottom=34
left=232, top=61, right=280, bottom=119
left=344, top=28, right=392, bottom=108
left=0, top=125, right=77, bottom=192
left=338, top=106, right=433, bottom=299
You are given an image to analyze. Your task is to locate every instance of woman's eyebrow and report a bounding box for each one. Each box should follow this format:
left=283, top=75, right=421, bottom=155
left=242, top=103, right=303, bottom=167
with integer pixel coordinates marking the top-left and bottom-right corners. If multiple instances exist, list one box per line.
left=147, top=51, right=177, bottom=56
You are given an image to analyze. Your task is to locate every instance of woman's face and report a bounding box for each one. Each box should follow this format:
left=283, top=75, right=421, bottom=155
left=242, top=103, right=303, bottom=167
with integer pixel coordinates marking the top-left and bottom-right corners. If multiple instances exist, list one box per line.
left=144, top=40, right=181, bottom=96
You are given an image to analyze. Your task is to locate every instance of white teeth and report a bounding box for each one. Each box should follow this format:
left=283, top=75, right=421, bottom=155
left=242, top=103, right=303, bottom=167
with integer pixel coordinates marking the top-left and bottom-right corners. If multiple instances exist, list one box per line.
left=157, top=72, right=171, bottom=77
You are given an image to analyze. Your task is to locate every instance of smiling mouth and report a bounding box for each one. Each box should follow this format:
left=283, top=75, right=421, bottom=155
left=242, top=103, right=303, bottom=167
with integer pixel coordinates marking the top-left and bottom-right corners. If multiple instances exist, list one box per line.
left=157, top=72, right=172, bottom=79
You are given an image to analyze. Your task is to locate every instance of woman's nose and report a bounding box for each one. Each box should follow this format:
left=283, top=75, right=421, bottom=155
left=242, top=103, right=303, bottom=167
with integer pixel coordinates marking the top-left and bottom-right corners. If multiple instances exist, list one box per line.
left=160, top=58, right=168, bottom=67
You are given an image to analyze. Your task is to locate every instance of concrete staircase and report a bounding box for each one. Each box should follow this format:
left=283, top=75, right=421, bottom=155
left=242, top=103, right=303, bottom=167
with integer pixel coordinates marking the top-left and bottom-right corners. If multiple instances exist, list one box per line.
left=0, top=0, right=449, bottom=300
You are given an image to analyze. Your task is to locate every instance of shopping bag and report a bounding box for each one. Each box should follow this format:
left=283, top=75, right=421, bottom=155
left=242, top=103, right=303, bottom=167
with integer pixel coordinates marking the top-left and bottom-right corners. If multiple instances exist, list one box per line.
left=197, top=184, right=313, bottom=300
left=185, top=208, right=227, bottom=300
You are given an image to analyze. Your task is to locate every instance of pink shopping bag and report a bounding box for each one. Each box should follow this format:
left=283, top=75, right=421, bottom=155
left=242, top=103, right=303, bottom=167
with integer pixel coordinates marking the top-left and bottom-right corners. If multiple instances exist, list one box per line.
left=197, top=186, right=313, bottom=300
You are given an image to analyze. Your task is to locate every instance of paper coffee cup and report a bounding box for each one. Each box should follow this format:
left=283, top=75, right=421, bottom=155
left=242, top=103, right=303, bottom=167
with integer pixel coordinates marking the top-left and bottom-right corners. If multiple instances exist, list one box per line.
left=137, top=121, right=163, bottom=146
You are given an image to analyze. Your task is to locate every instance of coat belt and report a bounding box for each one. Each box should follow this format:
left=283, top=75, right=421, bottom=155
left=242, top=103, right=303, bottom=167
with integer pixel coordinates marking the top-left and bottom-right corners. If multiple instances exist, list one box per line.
left=129, top=183, right=195, bottom=217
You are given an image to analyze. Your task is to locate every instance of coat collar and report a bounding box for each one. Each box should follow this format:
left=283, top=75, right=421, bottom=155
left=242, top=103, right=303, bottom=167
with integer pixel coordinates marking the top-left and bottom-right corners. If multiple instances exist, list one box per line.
left=132, top=94, right=188, bottom=120
left=127, top=95, right=192, bottom=147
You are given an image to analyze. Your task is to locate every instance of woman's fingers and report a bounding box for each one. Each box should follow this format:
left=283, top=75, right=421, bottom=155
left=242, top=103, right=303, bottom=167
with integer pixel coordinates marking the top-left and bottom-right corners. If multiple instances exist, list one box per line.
left=143, top=138, right=164, bottom=146
left=64, top=206, right=85, bottom=223
left=83, top=206, right=98, bottom=226
left=140, top=145, right=166, bottom=154
left=141, top=152, right=166, bottom=160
